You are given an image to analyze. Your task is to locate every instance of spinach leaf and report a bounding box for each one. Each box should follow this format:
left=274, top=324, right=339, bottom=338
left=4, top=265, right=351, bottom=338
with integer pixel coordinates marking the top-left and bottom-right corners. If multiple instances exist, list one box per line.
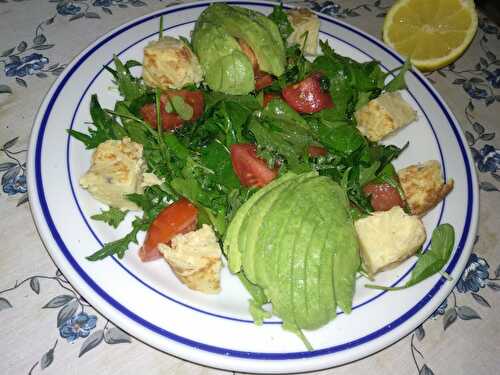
left=249, top=99, right=314, bottom=171
left=405, top=224, right=455, bottom=287
left=91, top=207, right=129, bottom=228
left=366, top=224, right=456, bottom=290
left=316, top=123, right=365, bottom=156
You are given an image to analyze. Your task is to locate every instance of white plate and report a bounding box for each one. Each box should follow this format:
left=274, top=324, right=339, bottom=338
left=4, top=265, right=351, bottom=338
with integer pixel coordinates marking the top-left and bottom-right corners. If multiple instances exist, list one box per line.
left=28, top=1, right=479, bottom=373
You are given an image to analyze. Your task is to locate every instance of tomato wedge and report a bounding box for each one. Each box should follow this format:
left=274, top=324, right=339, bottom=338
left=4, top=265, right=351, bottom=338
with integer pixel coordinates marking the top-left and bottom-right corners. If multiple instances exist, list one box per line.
left=231, top=143, right=278, bottom=188
left=238, top=39, right=259, bottom=72
left=139, top=198, right=198, bottom=262
left=282, top=73, right=334, bottom=114
left=308, top=145, right=328, bottom=157
left=255, top=72, right=273, bottom=91
left=139, top=90, right=204, bottom=131
left=363, top=182, right=404, bottom=212
left=263, top=92, right=281, bottom=107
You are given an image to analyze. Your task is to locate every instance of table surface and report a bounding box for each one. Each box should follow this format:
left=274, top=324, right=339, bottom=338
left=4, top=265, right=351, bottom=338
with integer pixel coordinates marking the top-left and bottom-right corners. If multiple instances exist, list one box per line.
left=1, top=1, right=499, bottom=374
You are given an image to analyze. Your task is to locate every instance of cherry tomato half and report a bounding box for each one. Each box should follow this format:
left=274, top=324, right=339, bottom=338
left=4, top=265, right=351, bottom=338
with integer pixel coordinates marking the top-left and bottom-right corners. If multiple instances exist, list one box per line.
left=282, top=73, right=334, bottom=114
left=230, top=143, right=278, bottom=188
left=139, top=198, right=198, bottom=262
left=308, top=145, right=328, bottom=157
left=263, top=92, right=281, bottom=107
left=255, top=72, right=274, bottom=91
left=139, top=90, right=204, bottom=131
left=363, top=182, right=404, bottom=212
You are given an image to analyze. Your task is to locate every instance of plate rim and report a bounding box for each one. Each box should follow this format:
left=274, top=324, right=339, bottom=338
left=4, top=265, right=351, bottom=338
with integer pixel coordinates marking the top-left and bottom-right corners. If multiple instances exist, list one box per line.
left=27, top=1, right=480, bottom=373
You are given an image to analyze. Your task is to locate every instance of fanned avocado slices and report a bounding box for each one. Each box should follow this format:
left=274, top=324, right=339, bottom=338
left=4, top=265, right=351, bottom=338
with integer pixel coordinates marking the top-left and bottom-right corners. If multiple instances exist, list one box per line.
left=224, top=172, right=360, bottom=340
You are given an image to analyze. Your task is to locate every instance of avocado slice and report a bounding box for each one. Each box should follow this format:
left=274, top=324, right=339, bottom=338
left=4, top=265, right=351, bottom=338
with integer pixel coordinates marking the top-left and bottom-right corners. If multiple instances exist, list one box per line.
left=239, top=178, right=297, bottom=284
left=291, top=208, right=318, bottom=329
left=324, top=181, right=360, bottom=314
left=224, top=173, right=296, bottom=273
left=331, top=220, right=360, bottom=313
left=271, top=182, right=311, bottom=325
left=319, top=227, right=337, bottom=321
left=304, top=177, right=343, bottom=325
left=245, top=173, right=317, bottom=287
left=295, top=177, right=339, bottom=327
left=303, top=221, right=330, bottom=329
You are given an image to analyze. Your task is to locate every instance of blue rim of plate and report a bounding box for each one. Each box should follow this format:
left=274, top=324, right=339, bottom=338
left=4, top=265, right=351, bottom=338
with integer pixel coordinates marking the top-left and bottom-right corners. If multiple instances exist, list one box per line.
left=32, top=1, right=476, bottom=361
left=65, top=22, right=447, bottom=323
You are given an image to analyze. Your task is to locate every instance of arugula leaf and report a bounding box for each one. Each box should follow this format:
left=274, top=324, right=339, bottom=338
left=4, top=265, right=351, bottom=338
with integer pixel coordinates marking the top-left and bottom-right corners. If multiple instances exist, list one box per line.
left=105, top=56, right=146, bottom=104
left=163, top=133, right=190, bottom=161
left=366, top=224, right=455, bottom=290
left=114, top=101, right=150, bottom=145
left=91, top=207, right=129, bottom=228
left=268, top=4, right=294, bottom=41
left=125, top=60, right=142, bottom=70
left=68, top=94, right=126, bottom=149
left=127, top=185, right=174, bottom=221
left=200, top=141, right=240, bottom=189
left=199, top=98, right=254, bottom=147
left=359, top=161, right=380, bottom=186
left=384, top=59, right=412, bottom=92
left=86, top=217, right=150, bottom=260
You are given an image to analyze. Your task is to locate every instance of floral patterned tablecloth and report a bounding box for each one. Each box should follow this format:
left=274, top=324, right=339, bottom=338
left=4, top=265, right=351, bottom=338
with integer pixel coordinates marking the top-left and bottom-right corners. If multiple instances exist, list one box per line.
left=1, top=1, right=499, bottom=374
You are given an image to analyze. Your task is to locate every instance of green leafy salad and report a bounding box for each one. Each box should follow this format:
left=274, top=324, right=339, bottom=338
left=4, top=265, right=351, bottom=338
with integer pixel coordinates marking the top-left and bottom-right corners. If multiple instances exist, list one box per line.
left=71, top=4, right=455, bottom=348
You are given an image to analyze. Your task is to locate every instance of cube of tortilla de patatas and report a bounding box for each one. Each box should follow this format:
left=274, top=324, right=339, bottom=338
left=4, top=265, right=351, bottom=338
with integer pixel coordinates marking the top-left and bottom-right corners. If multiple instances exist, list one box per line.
left=287, top=9, right=320, bottom=55
left=354, top=91, right=417, bottom=142
left=158, top=224, right=222, bottom=294
left=355, top=206, right=426, bottom=276
left=398, top=160, right=454, bottom=216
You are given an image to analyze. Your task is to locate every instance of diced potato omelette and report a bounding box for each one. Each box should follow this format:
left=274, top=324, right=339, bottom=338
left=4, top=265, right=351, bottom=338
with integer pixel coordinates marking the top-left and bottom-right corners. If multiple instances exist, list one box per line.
left=398, top=160, right=454, bottom=216
left=355, top=206, right=426, bottom=276
left=142, top=36, right=203, bottom=90
left=355, top=91, right=417, bottom=142
left=287, top=8, right=320, bottom=55
left=159, top=224, right=222, bottom=294
left=80, top=137, right=161, bottom=210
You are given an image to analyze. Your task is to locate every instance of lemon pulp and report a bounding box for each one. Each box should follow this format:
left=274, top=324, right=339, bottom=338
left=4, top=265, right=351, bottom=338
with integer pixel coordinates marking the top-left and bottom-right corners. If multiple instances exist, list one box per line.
left=383, top=0, right=478, bottom=71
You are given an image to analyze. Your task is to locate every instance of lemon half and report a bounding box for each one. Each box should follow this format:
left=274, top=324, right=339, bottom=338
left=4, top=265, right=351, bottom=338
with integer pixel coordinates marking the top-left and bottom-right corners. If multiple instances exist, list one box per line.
left=383, top=0, right=478, bottom=71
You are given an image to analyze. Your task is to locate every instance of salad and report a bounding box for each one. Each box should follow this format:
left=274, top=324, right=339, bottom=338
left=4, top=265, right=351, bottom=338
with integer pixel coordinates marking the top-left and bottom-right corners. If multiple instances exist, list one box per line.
left=70, top=4, right=455, bottom=347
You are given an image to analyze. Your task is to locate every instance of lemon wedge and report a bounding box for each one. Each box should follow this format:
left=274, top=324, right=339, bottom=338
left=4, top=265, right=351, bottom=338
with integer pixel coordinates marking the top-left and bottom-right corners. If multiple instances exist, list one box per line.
left=383, top=0, right=478, bottom=71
